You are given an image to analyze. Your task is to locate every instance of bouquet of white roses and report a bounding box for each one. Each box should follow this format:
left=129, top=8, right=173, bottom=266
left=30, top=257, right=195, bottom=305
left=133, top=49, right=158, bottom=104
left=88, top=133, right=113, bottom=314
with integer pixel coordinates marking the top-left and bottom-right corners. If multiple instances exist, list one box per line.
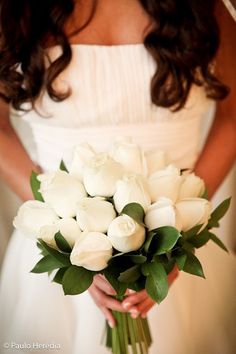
left=13, top=137, right=230, bottom=354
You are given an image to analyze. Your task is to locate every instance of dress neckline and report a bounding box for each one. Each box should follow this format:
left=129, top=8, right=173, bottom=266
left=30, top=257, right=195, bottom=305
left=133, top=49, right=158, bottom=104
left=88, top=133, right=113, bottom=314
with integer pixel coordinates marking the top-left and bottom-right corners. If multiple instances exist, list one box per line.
left=70, top=42, right=144, bottom=48
left=47, top=42, right=145, bottom=52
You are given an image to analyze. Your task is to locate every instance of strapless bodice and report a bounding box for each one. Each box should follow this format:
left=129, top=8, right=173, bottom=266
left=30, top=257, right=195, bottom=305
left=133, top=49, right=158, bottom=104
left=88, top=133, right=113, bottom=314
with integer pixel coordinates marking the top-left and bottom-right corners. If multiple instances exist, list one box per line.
left=10, top=44, right=215, bottom=171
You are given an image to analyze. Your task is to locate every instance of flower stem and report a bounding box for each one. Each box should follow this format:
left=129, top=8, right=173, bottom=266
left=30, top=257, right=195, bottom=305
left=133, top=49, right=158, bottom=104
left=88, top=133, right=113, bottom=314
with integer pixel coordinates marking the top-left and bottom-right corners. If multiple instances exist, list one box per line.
left=104, top=311, right=152, bottom=354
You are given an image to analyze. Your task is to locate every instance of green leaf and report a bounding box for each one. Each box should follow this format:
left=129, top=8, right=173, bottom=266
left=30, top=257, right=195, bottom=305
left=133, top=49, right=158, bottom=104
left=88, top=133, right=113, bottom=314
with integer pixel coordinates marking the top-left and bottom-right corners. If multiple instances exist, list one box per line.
left=103, top=268, right=127, bottom=297
left=143, top=231, right=156, bottom=253
left=121, top=203, right=145, bottom=225
left=128, top=276, right=146, bottom=292
left=144, top=227, right=181, bottom=255
left=62, top=265, right=94, bottom=295
left=30, top=255, right=65, bottom=273
left=37, top=241, right=49, bottom=256
left=188, top=229, right=210, bottom=248
left=209, top=232, right=228, bottom=252
left=182, top=252, right=205, bottom=278
left=107, top=254, right=133, bottom=274
left=59, top=159, right=69, bottom=172
left=201, top=188, right=209, bottom=199
left=145, top=262, right=169, bottom=304
left=174, top=253, right=187, bottom=270
left=153, top=227, right=181, bottom=255
left=129, top=255, right=147, bottom=264
left=30, top=171, right=44, bottom=201
left=141, top=263, right=150, bottom=276
left=154, top=255, right=175, bottom=274
left=112, top=253, right=147, bottom=264
left=208, top=198, right=231, bottom=228
left=52, top=267, right=69, bottom=284
left=164, top=259, right=176, bottom=274
left=38, top=239, right=71, bottom=267
left=183, top=224, right=204, bottom=239
left=54, top=232, right=72, bottom=253
left=182, top=241, right=195, bottom=253
left=118, top=265, right=141, bottom=283
left=208, top=219, right=220, bottom=228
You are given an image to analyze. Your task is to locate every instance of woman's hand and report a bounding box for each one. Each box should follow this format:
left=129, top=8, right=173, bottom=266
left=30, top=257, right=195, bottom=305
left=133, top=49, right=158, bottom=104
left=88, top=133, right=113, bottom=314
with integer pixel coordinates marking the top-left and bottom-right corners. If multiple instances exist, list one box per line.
left=88, top=274, right=128, bottom=328
left=122, top=266, right=179, bottom=319
left=89, top=266, right=179, bottom=327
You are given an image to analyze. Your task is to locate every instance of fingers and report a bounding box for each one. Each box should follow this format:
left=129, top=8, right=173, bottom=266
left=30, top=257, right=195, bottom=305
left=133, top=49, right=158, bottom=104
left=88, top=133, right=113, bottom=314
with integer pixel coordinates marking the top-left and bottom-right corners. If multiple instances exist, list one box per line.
left=122, top=290, right=156, bottom=318
left=136, top=297, right=155, bottom=315
left=93, top=274, right=116, bottom=296
left=125, top=288, right=136, bottom=296
left=90, top=266, right=179, bottom=326
left=100, top=307, right=116, bottom=328
left=140, top=300, right=155, bottom=318
left=122, top=289, right=147, bottom=310
left=89, top=282, right=127, bottom=328
left=89, top=283, right=127, bottom=313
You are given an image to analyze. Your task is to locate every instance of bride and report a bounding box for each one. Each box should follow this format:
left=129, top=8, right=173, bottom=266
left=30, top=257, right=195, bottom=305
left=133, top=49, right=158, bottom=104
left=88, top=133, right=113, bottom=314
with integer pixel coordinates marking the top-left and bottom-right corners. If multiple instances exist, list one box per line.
left=0, top=0, right=235, bottom=353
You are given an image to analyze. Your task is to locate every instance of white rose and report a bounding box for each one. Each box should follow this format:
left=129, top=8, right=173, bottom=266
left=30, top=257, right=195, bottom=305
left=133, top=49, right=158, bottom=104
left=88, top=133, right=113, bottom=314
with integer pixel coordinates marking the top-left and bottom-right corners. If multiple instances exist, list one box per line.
left=70, top=232, right=113, bottom=271
left=108, top=214, right=145, bottom=253
left=76, top=197, right=116, bottom=233
left=13, top=200, right=59, bottom=239
left=144, top=197, right=181, bottom=231
left=148, top=165, right=181, bottom=203
left=178, top=173, right=205, bottom=200
left=114, top=174, right=151, bottom=213
left=110, top=137, right=147, bottom=175
left=175, top=198, right=212, bottom=232
left=39, top=218, right=82, bottom=248
left=69, top=143, right=95, bottom=181
left=83, top=153, right=124, bottom=197
left=145, top=149, right=168, bottom=175
left=38, top=170, right=87, bottom=218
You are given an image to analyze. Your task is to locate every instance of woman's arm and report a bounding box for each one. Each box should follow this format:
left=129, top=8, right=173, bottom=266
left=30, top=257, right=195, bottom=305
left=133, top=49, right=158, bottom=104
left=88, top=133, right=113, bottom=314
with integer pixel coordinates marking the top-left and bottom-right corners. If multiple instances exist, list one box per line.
left=0, top=100, right=41, bottom=201
left=194, top=0, right=236, bottom=197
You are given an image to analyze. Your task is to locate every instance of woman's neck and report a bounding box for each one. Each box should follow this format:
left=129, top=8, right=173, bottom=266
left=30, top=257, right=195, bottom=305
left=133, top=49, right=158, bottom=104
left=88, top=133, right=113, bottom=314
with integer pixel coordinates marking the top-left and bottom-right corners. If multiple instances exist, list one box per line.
left=64, top=0, right=154, bottom=46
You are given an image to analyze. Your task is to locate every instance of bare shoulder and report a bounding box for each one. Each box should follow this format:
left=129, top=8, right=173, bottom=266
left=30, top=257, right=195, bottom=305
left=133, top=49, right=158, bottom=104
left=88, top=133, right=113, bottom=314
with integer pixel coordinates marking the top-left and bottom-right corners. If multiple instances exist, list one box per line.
left=215, top=0, right=236, bottom=117
left=215, top=1, right=236, bottom=86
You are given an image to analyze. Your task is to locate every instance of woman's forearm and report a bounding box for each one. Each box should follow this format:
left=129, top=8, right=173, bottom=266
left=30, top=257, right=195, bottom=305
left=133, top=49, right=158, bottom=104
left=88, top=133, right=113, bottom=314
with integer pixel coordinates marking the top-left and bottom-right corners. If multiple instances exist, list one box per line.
left=197, top=0, right=236, bottom=199
left=0, top=123, right=41, bottom=202
left=194, top=111, right=235, bottom=199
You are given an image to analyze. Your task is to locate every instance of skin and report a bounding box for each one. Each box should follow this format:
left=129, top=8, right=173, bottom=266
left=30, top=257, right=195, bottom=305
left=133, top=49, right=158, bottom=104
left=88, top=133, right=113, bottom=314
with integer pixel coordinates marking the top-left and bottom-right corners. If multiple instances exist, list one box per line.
left=0, top=0, right=235, bottom=328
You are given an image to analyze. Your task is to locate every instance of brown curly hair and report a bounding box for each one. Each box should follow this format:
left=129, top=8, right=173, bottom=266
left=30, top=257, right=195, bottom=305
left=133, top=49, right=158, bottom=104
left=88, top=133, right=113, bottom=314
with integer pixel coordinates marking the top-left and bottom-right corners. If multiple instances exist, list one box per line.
left=0, top=0, right=229, bottom=112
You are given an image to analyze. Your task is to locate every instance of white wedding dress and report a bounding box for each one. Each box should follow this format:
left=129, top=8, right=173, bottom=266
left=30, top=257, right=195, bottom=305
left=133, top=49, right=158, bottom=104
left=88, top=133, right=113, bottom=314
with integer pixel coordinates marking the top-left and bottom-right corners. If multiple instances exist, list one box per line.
left=0, top=44, right=236, bottom=354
